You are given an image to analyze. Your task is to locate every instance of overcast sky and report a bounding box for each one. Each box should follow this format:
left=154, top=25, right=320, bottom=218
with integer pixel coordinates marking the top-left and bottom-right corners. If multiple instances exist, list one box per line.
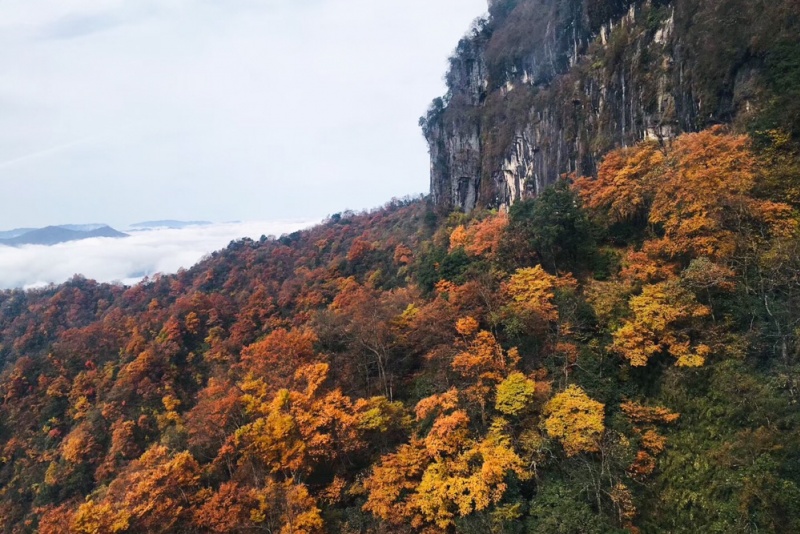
left=0, top=0, right=487, bottom=230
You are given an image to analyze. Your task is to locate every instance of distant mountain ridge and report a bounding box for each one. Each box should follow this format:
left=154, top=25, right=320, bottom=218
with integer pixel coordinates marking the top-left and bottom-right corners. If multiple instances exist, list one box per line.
left=0, top=228, right=36, bottom=240
left=57, top=223, right=110, bottom=232
left=0, top=224, right=127, bottom=247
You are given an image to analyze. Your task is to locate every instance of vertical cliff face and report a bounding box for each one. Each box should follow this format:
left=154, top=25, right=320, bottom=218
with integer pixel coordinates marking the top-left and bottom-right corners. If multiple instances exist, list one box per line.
left=424, top=0, right=800, bottom=211
left=423, top=35, right=489, bottom=211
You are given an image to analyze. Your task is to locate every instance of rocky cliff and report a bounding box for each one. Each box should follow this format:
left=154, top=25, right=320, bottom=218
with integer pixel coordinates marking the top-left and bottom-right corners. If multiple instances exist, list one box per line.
left=423, top=0, right=800, bottom=211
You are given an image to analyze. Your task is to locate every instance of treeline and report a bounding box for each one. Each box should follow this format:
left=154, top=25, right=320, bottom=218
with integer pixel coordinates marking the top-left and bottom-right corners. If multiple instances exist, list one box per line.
left=0, top=128, right=799, bottom=532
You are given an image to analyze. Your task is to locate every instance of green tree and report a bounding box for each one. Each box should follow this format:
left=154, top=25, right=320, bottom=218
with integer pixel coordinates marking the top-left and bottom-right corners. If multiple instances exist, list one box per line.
left=500, top=181, right=596, bottom=273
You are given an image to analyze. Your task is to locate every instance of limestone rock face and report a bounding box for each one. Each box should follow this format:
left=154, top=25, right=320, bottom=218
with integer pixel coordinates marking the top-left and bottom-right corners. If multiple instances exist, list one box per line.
left=424, top=0, right=798, bottom=211
left=425, top=34, right=488, bottom=212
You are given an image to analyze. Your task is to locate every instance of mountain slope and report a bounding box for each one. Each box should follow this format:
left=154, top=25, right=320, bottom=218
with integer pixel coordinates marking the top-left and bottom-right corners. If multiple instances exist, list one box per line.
left=0, top=127, right=799, bottom=532
left=0, top=1, right=799, bottom=531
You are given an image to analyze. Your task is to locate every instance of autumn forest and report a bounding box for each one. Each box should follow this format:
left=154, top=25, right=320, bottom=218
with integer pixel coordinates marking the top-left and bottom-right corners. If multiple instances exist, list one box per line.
left=0, top=126, right=799, bottom=532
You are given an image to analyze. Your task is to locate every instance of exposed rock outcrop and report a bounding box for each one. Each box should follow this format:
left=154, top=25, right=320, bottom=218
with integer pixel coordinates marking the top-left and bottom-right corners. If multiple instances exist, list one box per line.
left=424, top=0, right=800, bottom=211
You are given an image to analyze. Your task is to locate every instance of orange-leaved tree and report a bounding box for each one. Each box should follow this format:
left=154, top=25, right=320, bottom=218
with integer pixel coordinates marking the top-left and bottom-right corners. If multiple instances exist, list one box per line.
left=452, top=319, right=520, bottom=423
left=620, top=400, right=680, bottom=479
left=574, top=141, right=665, bottom=226
left=449, top=211, right=509, bottom=258
left=576, top=127, right=795, bottom=262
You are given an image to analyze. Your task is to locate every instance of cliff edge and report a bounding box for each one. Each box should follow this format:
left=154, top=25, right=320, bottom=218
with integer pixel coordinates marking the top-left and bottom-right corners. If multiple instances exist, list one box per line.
left=423, top=0, right=800, bottom=211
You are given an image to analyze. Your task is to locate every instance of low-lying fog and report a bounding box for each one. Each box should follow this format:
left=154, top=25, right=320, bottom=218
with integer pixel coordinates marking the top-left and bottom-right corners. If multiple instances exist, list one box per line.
left=0, top=220, right=314, bottom=290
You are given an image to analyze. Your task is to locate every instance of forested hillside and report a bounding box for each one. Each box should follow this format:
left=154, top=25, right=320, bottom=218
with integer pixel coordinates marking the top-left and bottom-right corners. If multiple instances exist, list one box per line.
left=1, top=126, right=799, bottom=532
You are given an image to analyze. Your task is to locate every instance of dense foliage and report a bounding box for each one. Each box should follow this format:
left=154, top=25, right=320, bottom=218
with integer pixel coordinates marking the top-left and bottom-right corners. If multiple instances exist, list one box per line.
left=1, top=127, right=799, bottom=532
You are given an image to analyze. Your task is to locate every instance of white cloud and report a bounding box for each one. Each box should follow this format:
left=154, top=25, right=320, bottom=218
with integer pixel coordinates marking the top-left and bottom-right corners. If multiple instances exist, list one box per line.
left=0, top=220, right=314, bottom=290
left=0, top=0, right=487, bottom=228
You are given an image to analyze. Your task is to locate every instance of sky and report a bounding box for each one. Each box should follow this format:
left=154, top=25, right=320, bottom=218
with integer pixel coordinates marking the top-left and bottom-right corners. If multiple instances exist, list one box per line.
left=0, top=0, right=487, bottom=230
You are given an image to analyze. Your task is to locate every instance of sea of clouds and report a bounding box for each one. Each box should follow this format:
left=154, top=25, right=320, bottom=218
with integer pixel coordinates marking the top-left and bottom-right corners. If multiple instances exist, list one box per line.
left=0, top=220, right=315, bottom=290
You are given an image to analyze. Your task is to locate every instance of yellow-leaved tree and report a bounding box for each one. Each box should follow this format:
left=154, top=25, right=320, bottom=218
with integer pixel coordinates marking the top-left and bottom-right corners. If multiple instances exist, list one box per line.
left=72, top=445, right=200, bottom=534
left=495, top=372, right=536, bottom=417
left=543, top=385, right=605, bottom=457
left=363, top=421, right=529, bottom=530
left=611, top=280, right=711, bottom=367
left=504, top=265, right=562, bottom=323
left=363, top=385, right=530, bottom=530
